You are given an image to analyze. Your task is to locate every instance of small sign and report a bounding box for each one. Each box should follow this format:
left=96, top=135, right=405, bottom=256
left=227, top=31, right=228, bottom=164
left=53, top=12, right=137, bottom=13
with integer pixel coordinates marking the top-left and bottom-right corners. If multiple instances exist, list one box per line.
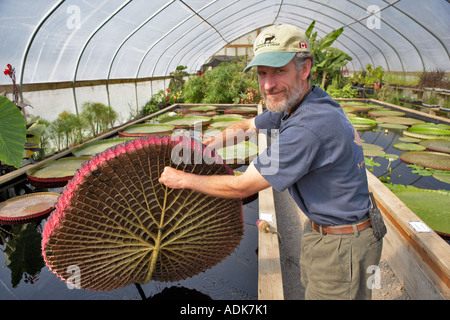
left=260, top=212, right=274, bottom=222
left=408, top=221, right=432, bottom=233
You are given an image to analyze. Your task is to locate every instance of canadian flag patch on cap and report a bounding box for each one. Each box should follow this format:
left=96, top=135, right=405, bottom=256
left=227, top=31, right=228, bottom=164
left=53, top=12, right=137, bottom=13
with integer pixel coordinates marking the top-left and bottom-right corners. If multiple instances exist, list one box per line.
left=299, top=42, right=308, bottom=49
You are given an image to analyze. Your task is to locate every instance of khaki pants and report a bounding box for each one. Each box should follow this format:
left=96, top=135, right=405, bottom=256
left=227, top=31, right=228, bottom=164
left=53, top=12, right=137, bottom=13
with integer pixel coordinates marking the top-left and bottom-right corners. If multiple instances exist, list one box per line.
left=300, top=220, right=383, bottom=300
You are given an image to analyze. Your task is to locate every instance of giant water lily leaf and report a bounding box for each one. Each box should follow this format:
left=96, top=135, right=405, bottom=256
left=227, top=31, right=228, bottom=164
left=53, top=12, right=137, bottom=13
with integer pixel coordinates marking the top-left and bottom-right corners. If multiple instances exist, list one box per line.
left=162, top=116, right=211, bottom=129
left=42, top=136, right=243, bottom=291
left=419, top=139, right=450, bottom=154
left=0, top=192, right=59, bottom=225
left=368, top=110, right=406, bottom=117
left=400, top=151, right=450, bottom=170
left=216, top=141, right=258, bottom=167
left=224, top=107, right=257, bottom=115
left=362, top=143, right=385, bottom=157
left=26, top=157, right=91, bottom=187
left=118, top=123, right=174, bottom=137
left=393, top=143, right=426, bottom=151
left=393, top=188, right=450, bottom=235
left=376, top=116, right=424, bottom=126
left=0, top=96, right=26, bottom=168
left=349, top=117, right=377, bottom=130
left=72, top=138, right=134, bottom=157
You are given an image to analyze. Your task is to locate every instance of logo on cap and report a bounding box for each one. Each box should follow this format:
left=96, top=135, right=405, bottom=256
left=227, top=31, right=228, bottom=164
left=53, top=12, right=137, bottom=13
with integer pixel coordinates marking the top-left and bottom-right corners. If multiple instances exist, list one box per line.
left=300, top=42, right=307, bottom=49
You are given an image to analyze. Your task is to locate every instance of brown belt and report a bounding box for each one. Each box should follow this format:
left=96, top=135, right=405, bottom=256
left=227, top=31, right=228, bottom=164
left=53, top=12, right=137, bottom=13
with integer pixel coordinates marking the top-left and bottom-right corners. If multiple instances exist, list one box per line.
left=310, top=219, right=371, bottom=235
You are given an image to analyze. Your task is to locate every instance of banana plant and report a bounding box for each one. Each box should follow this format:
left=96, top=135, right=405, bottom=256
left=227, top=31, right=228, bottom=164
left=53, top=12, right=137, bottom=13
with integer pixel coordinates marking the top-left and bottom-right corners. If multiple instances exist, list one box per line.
left=306, top=21, right=352, bottom=89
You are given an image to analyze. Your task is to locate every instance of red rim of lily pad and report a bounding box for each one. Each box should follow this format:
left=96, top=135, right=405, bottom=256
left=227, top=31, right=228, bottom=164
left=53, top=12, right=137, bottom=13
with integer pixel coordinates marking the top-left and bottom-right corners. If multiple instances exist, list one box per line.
left=26, top=157, right=91, bottom=188
left=0, top=192, right=59, bottom=225
left=42, top=135, right=243, bottom=291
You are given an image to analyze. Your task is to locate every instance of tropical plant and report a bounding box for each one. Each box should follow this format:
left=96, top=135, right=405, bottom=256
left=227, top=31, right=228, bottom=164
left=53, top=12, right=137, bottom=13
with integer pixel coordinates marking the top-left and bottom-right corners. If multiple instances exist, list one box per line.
left=0, top=96, right=26, bottom=169
left=183, top=58, right=260, bottom=104
left=81, top=102, right=117, bottom=137
left=305, top=21, right=352, bottom=89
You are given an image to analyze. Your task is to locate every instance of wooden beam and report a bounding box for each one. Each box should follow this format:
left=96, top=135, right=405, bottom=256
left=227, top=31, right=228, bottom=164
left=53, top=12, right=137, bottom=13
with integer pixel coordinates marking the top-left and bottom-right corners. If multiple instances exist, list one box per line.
left=367, top=171, right=450, bottom=299
left=257, top=104, right=284, bottom=300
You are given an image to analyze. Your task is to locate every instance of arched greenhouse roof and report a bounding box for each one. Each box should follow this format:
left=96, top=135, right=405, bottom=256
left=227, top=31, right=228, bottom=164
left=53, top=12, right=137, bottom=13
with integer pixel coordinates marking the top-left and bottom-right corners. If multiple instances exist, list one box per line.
left=1, top=0, right=449, bottom=88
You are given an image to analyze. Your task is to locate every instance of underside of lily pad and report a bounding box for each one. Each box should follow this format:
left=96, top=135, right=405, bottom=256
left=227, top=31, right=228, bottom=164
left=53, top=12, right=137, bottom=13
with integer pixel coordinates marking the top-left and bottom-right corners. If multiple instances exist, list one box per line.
left=42, top=136, right=243, bottom=291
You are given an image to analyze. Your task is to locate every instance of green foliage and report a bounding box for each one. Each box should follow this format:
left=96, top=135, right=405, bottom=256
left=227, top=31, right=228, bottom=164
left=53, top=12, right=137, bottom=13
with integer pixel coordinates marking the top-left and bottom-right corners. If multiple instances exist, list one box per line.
left=306, top=21, right=352, bottom=89
left=183, top=59, right=260, bottom=104
left=0, top=96, right=26, bottom=168
left=81, top=102, right=117, bottom=137
left=327, top=83, right=358, bottom=98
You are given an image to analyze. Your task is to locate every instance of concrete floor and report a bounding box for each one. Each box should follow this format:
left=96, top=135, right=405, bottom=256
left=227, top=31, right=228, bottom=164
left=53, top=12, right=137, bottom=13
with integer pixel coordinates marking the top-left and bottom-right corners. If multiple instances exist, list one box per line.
left=272, top=189, right=410, bottom=300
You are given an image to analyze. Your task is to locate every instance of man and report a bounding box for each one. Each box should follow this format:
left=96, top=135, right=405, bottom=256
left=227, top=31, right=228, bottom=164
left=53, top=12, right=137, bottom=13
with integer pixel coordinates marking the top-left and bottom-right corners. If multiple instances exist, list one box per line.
left=159, top=24, right=382, bottom=300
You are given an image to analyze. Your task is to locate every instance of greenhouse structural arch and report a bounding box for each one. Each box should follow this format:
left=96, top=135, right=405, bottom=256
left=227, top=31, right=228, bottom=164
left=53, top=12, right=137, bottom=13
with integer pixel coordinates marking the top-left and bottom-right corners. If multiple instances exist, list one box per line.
left=0, top=0, right=449, bottom=121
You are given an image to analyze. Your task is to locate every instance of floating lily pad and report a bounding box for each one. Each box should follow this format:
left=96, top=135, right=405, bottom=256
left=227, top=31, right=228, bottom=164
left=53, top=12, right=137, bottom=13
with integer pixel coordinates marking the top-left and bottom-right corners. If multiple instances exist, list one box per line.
left=349, top=117, right=377, bottom=130
left=378, top=123, right=409, bottom=130
left=376, top=116, right=424, bottom=126
left=404, top=125, right=450, bottom=140
left=393, top=188, right=450, bottom=235
left=362, top=143, right=385, bottom=157
left=368, top=110, right=406, bottom=117
left=26, top=157, right=91, bottom=187
left=72, top=138, right=134, bottom=157
left=0, top=192, right=59, bottom=225
left=400, top=151, right=450, bottom=170
left=162, top=116, right=211, bottom=129
left=419, top=140, right=450, bottom=154
left=224, top=107, right=257, bottom=115
left=399, top=137, right=422, bottom=143
left=432, top=172, right=450, bottom=184
left=118, top=123, right=174, bottom=137
left=216, top=141, right=258, bottom=167
left=211, top=114, right=245, bottom=122
left=341, top=104, right=372, bottom=112
left=42, top=136, right=243, bottom=291
left=209, top=120, right=240, bottom=129
left=185, top=105, right=217, bottom=113
left=393, top=143, right=426, bottom=151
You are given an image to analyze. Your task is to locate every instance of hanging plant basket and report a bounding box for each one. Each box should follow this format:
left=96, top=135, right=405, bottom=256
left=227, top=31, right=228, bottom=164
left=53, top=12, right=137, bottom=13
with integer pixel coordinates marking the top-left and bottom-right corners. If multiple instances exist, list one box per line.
left=26, top=157, right=91, bottom=187
left=41, top=136, right=243, bottom=291
left=0, top=192, right=59, bottom=225
left=118, top=123, right=174, bottom=137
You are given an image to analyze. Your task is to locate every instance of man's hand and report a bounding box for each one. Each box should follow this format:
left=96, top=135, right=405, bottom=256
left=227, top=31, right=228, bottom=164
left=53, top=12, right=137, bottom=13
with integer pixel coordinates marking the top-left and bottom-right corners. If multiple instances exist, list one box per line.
left=158, top=167, right=188, bottom=189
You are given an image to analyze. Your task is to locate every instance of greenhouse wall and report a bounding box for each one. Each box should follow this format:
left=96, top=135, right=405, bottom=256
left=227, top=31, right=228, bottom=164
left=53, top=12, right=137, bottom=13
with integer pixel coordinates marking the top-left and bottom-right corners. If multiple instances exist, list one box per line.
left=1, top=78, right=168, bottom=123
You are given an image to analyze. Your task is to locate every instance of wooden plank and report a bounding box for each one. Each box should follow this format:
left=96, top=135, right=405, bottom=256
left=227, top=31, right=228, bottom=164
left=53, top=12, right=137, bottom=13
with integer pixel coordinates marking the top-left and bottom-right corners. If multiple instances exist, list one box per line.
left=257, top=104, right=284, bottom=300
left=367, top=171, right=450, bottom=299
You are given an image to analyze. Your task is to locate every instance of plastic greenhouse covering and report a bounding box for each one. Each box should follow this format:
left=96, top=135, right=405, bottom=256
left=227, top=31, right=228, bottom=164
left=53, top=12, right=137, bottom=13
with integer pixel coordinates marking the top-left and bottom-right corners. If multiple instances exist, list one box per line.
left=1, top=0, right=449, bottom=121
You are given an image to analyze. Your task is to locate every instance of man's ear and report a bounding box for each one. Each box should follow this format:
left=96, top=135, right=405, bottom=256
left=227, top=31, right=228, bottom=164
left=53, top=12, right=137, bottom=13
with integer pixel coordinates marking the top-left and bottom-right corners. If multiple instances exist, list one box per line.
left=301, top=59, right=312, bottom=81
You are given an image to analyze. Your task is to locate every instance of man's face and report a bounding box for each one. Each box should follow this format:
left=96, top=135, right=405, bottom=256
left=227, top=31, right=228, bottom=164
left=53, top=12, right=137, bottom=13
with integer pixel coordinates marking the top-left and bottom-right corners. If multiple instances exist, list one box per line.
left=257, top=60, right=304, bottom=113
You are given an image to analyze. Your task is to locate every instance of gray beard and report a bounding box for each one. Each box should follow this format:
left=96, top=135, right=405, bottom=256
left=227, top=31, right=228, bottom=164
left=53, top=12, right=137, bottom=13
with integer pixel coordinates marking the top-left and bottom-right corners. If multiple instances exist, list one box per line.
left=264, top=81, right=305, bottom=113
